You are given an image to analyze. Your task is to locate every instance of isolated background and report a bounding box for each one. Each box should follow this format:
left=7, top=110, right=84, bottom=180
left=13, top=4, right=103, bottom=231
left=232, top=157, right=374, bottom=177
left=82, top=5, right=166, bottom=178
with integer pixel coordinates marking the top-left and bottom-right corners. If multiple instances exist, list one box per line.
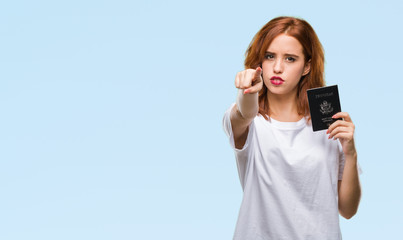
left=1, top=0, right=402, bottom=239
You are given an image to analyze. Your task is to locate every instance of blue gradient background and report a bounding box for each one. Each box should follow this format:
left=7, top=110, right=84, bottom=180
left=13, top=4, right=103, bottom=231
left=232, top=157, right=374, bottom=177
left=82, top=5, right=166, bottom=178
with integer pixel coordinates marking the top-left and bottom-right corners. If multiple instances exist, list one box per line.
left=1, top=0, right=402, bottom=239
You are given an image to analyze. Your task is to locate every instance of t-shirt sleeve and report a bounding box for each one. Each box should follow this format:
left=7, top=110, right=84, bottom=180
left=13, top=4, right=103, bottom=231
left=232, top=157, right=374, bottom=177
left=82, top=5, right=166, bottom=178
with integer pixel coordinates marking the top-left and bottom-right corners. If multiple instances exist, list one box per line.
left=222, top=103, right=255, bottom=188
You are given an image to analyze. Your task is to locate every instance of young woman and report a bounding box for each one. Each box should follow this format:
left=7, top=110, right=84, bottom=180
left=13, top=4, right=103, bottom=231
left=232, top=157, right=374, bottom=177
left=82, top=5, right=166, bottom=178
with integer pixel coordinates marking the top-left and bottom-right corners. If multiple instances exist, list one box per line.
left=223, top=17, right=361, bottom=239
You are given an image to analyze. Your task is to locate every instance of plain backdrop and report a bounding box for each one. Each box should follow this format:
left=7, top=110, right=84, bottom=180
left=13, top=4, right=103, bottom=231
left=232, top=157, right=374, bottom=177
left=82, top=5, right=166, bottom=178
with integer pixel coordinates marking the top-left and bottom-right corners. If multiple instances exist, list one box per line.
left=1, top=0, right=402, bottom=239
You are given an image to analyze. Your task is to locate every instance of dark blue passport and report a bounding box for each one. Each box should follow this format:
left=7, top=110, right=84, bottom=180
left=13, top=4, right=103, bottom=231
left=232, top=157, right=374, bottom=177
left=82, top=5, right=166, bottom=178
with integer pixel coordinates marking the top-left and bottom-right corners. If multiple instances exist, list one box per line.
left=307, top=85, right=342, bottom=131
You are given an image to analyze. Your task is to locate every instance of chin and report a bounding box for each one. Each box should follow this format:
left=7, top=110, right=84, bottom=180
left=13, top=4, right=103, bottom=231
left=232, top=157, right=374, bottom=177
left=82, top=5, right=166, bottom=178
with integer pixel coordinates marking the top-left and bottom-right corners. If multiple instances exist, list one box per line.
left=267, top=85, right=297, bottom=97
left=267, top=85, right=286, bottom=94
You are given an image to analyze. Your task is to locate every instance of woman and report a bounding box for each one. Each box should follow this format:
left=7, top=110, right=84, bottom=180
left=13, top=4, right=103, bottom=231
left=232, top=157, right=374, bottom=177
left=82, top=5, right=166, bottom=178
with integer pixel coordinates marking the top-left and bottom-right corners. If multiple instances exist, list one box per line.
left=223, top=16, right=361, bottom=239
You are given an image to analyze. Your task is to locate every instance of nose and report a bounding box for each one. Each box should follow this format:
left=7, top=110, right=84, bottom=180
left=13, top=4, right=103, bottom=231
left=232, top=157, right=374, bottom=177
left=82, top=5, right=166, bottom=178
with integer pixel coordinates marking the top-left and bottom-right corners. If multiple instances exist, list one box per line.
left=273, top=59, right=283, bottom=74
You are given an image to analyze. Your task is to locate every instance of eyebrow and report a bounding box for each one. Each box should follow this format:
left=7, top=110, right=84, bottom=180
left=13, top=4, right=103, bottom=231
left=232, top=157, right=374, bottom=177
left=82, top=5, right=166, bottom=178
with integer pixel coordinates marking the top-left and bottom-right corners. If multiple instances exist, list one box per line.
left=265, top=51, right=300, bottom=59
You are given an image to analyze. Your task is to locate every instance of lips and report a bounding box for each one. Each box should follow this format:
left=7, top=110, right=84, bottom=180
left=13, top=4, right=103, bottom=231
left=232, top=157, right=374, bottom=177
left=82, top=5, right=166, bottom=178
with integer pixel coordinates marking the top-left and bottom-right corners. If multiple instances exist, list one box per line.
left=270, top=76, right=284, bottom=86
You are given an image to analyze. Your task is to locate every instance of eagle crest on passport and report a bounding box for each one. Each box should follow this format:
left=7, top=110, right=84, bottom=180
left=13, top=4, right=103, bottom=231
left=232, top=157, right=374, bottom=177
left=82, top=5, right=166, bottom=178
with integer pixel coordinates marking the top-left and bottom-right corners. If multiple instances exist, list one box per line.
left=320, top=100, right=333, bottom=115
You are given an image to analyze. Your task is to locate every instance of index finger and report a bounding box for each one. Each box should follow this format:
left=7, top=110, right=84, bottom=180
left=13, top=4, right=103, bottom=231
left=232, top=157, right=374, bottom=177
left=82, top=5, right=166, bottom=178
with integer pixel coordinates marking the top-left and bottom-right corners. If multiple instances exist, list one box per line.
left=332, top=112, right=352, bottom=122
left=254, top=67, right=262, bottom=80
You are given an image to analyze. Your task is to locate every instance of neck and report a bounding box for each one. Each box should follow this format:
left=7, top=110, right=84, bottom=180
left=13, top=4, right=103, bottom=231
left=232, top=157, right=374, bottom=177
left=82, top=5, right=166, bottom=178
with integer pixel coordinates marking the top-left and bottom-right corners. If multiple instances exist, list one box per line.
left=267, top=92, right=303, bottom=122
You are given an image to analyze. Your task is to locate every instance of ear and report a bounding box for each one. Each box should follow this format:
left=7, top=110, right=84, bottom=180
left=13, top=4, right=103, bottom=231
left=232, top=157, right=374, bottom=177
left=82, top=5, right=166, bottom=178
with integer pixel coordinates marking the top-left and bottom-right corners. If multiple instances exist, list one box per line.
left=302, top=59, right=311, bottom=76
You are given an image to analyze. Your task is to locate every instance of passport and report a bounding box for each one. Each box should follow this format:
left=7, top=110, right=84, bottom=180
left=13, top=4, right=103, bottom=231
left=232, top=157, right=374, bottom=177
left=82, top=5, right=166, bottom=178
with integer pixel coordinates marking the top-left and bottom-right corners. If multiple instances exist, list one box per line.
left=307, top=85, right=342, bottom=131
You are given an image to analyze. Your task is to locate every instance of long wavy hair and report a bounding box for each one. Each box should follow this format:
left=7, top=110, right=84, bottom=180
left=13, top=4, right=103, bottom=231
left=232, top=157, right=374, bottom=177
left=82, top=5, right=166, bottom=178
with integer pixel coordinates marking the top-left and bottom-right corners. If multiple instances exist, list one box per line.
left=244, top=16, right=325, bottom=120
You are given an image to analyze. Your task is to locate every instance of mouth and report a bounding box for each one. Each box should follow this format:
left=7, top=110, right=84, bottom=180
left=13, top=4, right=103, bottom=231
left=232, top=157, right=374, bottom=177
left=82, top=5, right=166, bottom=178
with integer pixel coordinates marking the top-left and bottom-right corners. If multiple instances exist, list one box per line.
left=270, top=76, right=284, bottom=86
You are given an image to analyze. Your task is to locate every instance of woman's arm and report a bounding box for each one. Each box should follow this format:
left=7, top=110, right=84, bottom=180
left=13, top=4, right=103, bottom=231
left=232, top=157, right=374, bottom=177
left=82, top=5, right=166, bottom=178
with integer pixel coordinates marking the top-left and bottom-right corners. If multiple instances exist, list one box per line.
left=328, top=112, right=362, bottom=219
left=337, top=153, right=361, bottom=219
left=230, top=67, right=263, bottom=149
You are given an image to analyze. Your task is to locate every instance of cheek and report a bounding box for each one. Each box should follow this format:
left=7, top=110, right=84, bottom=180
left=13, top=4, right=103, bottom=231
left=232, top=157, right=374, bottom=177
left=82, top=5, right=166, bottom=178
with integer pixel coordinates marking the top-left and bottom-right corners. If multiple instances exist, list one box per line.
left=261, top=68, right=270, bottom=83
left=288, top=65, right=305, bottom=78
left=261, top=62, right=271, bottom=77
left=261, top=62, right=269, bottom=71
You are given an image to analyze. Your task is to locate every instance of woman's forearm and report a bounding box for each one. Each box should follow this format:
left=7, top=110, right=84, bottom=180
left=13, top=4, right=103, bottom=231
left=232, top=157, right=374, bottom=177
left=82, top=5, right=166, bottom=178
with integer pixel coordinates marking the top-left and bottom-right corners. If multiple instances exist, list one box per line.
left=338, top=152, right=361, bottom=219
left=236, top=89, right=259, bottom=119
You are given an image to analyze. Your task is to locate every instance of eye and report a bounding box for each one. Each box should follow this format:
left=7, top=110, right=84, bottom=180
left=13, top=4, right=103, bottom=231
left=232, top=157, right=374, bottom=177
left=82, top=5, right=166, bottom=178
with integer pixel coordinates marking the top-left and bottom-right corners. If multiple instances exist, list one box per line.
left=265, top=54, right=274, bottom=60
left=286, top=57, right=296, bottom=62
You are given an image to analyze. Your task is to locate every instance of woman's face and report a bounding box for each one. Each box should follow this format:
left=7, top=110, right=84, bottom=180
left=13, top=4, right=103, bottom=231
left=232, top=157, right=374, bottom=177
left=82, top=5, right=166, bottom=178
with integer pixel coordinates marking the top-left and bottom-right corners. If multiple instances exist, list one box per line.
left=261, top=34, right=310, bottom=97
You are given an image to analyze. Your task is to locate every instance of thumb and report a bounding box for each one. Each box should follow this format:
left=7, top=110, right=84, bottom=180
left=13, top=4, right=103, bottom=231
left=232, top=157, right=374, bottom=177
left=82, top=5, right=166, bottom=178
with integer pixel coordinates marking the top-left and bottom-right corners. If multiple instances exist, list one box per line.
left=243, top=81, right=263, bottom=94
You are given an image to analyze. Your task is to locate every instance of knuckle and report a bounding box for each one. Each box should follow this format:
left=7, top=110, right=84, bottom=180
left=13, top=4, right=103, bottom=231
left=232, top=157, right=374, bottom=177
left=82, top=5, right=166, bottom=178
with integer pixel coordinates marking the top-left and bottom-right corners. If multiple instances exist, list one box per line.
left=241, top=82, right=249, bottom=89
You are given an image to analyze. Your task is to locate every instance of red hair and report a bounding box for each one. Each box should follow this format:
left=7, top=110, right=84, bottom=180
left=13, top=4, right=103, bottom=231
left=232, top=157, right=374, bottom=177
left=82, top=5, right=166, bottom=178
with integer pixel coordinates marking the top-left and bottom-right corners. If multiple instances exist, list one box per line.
left=244, top=16, right=325, bottom=120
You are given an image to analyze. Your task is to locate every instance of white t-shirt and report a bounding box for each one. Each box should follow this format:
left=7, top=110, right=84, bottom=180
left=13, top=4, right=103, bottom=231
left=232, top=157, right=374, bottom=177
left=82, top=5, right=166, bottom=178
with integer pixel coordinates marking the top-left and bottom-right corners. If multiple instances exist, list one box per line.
left=223, top=104, right=347, bottom=240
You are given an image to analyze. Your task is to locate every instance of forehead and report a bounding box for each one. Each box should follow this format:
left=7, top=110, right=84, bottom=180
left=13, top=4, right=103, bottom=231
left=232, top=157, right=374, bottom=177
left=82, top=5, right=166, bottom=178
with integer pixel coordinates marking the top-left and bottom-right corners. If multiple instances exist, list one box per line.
left=266, top=34, right=304, bottom=55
